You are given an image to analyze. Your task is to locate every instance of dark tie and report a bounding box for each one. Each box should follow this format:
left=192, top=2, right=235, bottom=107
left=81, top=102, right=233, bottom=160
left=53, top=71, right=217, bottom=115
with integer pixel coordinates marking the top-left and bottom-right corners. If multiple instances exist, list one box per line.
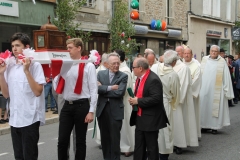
left=134, top=78, right=140, bottom=96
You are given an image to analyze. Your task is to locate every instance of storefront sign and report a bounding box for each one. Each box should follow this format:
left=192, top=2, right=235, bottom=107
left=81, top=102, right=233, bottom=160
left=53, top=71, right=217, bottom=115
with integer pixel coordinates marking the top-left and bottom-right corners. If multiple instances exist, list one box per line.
left=232, top=27, right=240, bottom=40
left=0, top=0, right=19, bottom=17
left=168, top=29, right=181, bottom=38
left=134, top=25, right=148, bottom=34
left=206, top=30, right=221, bottom=37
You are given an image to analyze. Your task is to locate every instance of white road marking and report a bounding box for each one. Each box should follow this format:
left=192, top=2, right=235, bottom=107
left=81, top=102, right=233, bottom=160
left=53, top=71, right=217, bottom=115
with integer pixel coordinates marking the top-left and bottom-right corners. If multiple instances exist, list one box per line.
left=0, top=152, right=9, bottom=156
left=88, top=128, right=93, bottom=131
left=37, top=142, right=45, bottom=145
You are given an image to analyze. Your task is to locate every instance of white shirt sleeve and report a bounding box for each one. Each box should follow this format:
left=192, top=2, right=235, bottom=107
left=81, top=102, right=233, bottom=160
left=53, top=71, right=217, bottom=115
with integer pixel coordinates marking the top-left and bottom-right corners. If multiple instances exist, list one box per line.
left=87, top=63, right=98, bottom=112
left=31, top=62, right=46, bottom=85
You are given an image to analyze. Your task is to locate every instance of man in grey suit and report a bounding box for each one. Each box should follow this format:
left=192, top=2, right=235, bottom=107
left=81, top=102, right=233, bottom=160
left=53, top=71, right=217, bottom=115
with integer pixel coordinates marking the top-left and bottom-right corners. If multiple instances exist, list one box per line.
left=97, top=52, right=128, bottom=160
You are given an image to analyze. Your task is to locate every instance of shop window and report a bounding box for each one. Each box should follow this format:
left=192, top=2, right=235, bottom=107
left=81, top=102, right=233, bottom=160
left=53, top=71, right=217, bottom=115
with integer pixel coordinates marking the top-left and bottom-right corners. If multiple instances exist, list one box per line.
left=206, top=38, right=230, bottom=55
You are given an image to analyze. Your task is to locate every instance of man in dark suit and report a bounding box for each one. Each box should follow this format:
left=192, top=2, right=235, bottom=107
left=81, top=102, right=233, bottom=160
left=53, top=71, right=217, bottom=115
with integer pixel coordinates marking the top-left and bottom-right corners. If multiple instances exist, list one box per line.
left=129, top=57, right=169, bottom=160
left=97, top=52, right=128, bottom=160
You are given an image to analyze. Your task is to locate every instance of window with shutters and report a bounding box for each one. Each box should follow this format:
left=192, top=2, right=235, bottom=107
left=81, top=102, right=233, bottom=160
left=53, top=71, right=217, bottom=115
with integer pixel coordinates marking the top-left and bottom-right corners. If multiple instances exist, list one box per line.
left=83, top=0, right=96, bottom=8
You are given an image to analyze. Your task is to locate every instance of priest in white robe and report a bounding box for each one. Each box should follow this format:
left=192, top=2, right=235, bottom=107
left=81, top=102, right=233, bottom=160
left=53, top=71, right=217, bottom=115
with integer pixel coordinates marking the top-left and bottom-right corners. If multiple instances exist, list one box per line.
left=95, top=53, right=108, bottom=146
left=115, top=50, right=135, bottom=157
left=183, top=48, right=202, bottom=138
left=151, top=50, right=180, bottom=160
left=173, top=54, right=198, bottom=154
left=200, top=45, right=234, bottom=134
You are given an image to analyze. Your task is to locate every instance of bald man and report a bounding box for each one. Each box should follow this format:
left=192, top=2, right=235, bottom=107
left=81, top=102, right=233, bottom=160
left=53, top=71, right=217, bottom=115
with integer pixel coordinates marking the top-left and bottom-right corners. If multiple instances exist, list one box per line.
left=145, top=49, right=159, bottom=68
left=175, top=46, right=184, bottom=60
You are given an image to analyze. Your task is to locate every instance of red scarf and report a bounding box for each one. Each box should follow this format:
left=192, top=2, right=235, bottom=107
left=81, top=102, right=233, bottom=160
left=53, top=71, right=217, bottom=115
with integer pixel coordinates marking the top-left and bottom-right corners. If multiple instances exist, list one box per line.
left=55, top=58, right=85, bottom=94
left=135, top=69, right=151, bottom=116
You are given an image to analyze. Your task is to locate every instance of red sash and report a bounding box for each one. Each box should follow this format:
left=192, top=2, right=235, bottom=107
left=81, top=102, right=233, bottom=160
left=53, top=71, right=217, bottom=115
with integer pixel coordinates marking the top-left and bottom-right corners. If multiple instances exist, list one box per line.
left=135, top=69, right=151, bottom=116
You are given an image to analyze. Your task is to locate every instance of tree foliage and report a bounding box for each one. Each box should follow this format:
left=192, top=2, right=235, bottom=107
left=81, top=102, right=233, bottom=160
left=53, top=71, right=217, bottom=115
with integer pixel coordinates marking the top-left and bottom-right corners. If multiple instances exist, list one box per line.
left=53, top=0, right=91, bottom=42
left=108, top=0, right=140, bottom=54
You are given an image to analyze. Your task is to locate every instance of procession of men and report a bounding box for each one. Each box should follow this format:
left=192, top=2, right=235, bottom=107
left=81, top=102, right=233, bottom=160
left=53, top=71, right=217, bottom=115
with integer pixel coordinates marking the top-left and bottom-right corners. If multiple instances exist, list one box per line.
left=0, top=32, right=234, bottom=160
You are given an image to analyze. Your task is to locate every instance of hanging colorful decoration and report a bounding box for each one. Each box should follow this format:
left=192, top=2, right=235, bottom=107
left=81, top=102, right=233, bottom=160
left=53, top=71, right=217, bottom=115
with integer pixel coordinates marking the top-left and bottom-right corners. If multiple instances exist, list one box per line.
left=156, top=20, right=161, bottom=30
left=150, top=19, right=156, bottom=30
left=130, top=10, right=139, bottom=20
left=130, top=0, right=139, bottom=9
left=161, top=20, right=167, bottom=31
left=150, top=20, right=167, bottom=31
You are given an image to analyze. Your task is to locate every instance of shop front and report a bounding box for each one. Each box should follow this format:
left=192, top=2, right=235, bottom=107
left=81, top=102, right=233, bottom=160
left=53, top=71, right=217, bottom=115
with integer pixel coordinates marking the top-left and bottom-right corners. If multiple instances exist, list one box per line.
left=0, top=0, right=56, bottom=52
left=188, top=15, right=234, bottom=62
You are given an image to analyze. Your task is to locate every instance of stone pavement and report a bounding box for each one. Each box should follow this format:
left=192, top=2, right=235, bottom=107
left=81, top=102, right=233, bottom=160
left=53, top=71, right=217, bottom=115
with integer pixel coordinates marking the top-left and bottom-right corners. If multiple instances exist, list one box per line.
left=0, top=110, right=59, bottom=135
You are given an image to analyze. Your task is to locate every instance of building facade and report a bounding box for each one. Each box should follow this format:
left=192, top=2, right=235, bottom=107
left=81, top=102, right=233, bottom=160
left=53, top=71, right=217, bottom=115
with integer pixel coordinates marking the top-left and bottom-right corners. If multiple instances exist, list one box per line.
left=188, top=0, right=236, bottom=61
left=0, top=0, right=56, bottom=52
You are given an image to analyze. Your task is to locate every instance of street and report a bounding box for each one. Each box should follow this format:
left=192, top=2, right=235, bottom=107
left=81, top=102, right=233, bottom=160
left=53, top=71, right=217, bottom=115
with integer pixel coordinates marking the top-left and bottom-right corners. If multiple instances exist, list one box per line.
left=0, top=104, right=240, bottom=160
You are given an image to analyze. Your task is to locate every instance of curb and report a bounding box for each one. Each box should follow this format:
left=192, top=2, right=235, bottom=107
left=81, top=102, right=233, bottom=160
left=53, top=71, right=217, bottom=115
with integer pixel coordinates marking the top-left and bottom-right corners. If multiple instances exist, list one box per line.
left=0, top=116, right=59, bottom=136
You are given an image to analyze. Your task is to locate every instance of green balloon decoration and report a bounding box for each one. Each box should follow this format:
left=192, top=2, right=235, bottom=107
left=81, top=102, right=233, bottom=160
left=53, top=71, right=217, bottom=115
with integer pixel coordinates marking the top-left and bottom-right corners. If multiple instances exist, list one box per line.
left=156, top=20, right=162, bottom=30
left=131, top=0, right=139, bottom=9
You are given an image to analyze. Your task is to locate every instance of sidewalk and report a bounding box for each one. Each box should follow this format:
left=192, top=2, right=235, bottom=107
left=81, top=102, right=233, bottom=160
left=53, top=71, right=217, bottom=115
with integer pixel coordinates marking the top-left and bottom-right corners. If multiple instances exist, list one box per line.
left=0, top=110, right=59, bottom=135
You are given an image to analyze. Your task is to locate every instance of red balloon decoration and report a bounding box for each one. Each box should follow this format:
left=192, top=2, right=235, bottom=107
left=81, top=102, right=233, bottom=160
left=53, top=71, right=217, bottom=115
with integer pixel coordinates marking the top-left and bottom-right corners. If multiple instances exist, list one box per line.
left=130, top=10, right=139, bottom=20
left=161, top=20, right=167, bottom=31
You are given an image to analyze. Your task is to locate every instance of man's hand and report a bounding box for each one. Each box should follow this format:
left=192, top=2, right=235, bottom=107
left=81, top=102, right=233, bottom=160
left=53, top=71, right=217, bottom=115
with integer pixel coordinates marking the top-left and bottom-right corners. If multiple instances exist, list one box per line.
left=111, top=85, right=119, bottom=90
left=97, top=81, right=102, bottom=86
left=129, top=97, right=138, bottom=105
left=85, top=112, right=94, bottom=123
left=0, top=62, right=7, bottom=75
left=23, top=58, right=31, bottom=73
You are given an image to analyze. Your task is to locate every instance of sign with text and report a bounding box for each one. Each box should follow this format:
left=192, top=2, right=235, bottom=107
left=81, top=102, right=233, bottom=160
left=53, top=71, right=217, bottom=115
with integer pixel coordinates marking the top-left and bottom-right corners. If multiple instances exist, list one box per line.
left=34, top=50, right=71, bottom=64
left=0, top=0, right=19, bottom=17
left=232, top=27, right=240, bottom=40
left=206, top=30, right=222, bottom=37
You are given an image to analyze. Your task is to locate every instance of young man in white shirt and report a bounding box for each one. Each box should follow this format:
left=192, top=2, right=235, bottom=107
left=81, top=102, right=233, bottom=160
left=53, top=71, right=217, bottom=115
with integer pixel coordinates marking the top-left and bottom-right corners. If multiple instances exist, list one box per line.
left=0, top=32, right=46, bottom=160
left=57, top=38, right=98, bottom=160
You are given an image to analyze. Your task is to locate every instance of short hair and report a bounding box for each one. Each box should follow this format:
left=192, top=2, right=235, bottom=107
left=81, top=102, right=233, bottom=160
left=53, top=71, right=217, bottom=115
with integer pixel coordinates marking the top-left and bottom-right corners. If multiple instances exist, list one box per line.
left=136, top=58, right=149, bottom=70
left=114, top=49, right=125, bottom=62
left=145, top=49, right=156, bottom=58
left=176, top=46, right=184, bottom=52
left=66, top=38, right=84, bottom=53
left=210, top=45, right=220, bottom=52
left=185, top=47, right=193, bottom=54
left=220, top=48, right=225, bottom=53
left=11, top=32, right=30, bottom=47
left=101, top=53, right=108, bottom=63
left=164, top=50, right=179, bottom=65
left=107, top=52, right=120, bottom=62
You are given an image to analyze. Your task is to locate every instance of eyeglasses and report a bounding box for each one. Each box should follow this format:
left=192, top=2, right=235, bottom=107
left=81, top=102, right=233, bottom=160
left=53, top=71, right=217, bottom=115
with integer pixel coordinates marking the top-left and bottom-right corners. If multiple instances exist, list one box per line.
left=132, top=66, right=139, bottom=69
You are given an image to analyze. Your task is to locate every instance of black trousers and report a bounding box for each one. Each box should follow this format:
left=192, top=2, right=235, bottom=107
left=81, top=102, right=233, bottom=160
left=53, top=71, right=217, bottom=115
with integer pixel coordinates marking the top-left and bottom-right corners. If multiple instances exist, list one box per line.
left=11, top=121, right=40, bottom=160
left=134, top=128, right=159, bottom=160
left=97, top=102, right=122, bottom=160
left=58, top=100, right=89, bottom=160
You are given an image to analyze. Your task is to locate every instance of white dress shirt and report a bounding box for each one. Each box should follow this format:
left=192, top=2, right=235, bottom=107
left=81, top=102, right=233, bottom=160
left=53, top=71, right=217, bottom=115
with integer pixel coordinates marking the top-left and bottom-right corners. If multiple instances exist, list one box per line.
left=62, top=62, right=98, bottom=112
left=4, top=62, right=46, bottom=127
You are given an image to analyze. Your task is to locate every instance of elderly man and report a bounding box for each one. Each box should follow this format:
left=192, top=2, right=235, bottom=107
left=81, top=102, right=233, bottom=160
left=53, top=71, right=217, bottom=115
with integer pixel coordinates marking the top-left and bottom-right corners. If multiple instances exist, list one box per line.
left=175, top=46, right=184, bottom=60
left=183, top=48, right=202, bottom=138
left=151, top=50, right=180, bottom=160
left=144, top=48, right=159, bottom=68
left=97, top=53, right=128, bottom=160
left=115, top=49, right=134, bottom=157
left=173, top=48, right=198, bottom=154
left=200, top=45, right=234, bottom=134
left=95, top=53, right=109, bottom=147
left=129, top=57, right=169, bottom=160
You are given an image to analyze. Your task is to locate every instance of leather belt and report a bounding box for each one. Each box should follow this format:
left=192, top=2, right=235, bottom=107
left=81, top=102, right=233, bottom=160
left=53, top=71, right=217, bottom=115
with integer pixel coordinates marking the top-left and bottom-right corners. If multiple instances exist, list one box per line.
left=65, top=98, right=88, bottom=105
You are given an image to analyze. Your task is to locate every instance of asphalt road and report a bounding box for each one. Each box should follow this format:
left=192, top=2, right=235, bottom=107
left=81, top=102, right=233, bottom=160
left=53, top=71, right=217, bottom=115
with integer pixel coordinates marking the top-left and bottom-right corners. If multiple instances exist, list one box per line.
left=1, top=104, right=240, bottom=160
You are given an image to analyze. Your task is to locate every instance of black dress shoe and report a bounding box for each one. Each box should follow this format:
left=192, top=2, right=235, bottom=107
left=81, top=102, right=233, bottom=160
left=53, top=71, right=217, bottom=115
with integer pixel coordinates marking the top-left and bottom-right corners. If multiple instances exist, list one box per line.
left=175, top=147, right=182, bottom=154
left=229, top=104, right=234, bottom=107
left=52, top=111, right=58, bottom=114
left=201, top=128, right=210, bottom=133
left=212, top=130, right=217, bottom=134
